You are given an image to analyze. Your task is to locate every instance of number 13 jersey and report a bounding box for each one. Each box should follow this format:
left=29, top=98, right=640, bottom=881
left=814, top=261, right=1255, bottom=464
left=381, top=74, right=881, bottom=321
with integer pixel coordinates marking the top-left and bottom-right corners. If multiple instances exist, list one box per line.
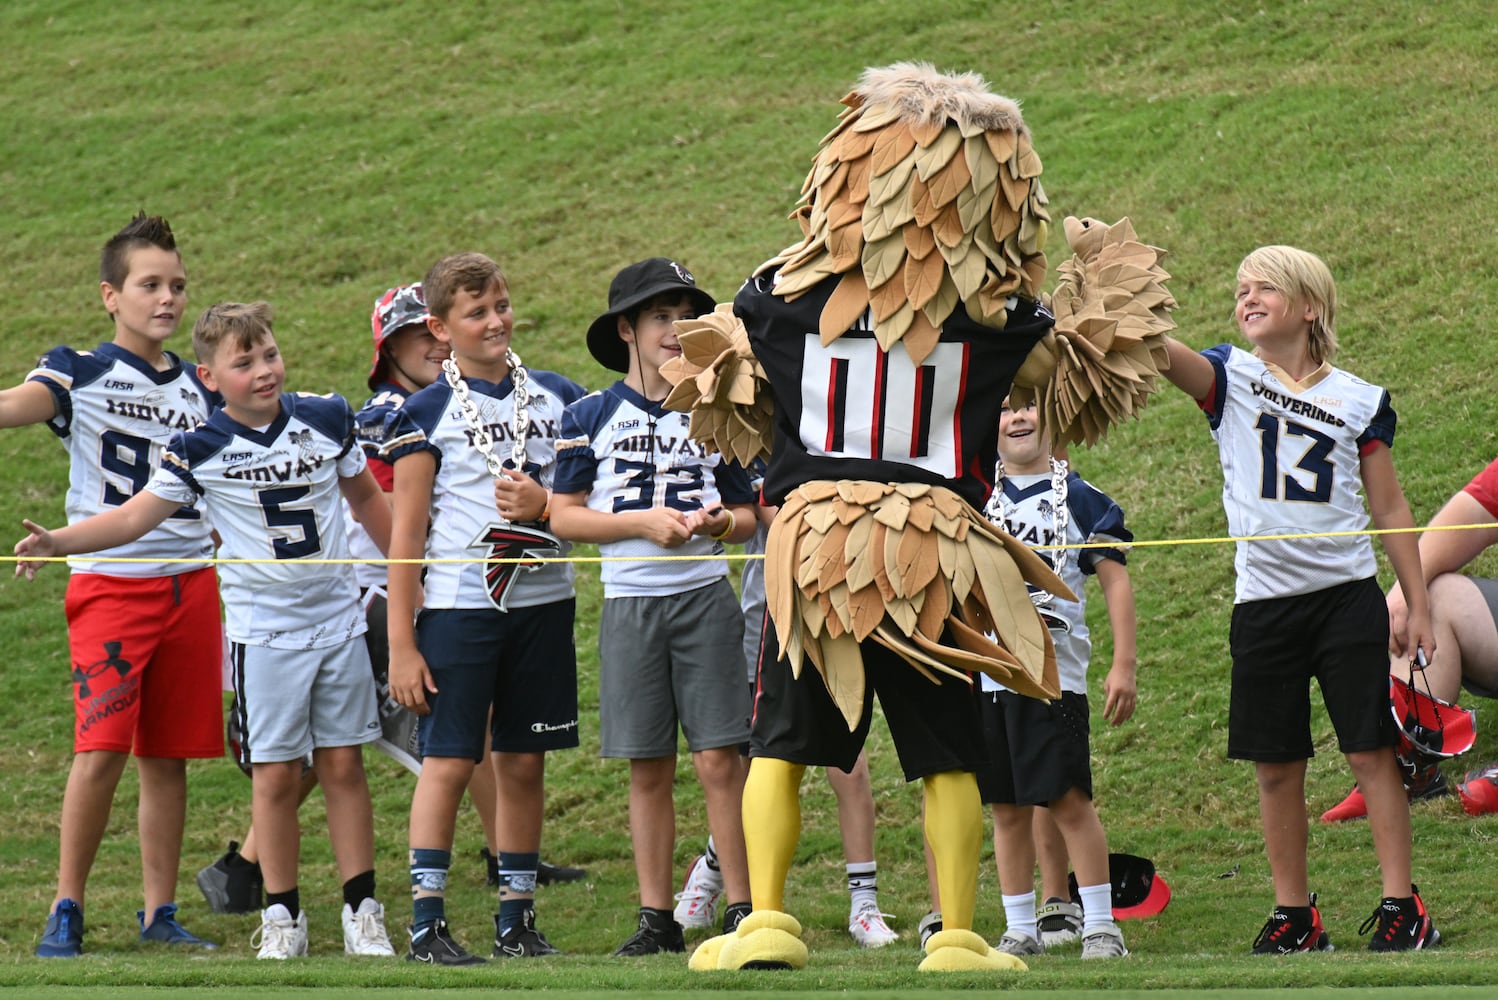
left=1197, top=343, right=1395, bottom=603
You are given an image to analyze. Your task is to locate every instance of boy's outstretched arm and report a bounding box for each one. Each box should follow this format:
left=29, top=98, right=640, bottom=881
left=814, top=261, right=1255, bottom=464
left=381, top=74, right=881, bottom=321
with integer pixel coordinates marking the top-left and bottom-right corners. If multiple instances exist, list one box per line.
left=549, top=491, right=692, bottom=548
left=0, top=380, right=58, bottom=429
left=1094, top=557, right=1138, bottom=725
left=1361, top=443, right=1434, bottom=662
left=341, top=466, right=392, bottom=556
left=386, top=452, right=437, bottom=714
left=13, top=491, right=180, bottom=579
left=1161, top=337, right=1215, bottom=402
left=1387, top=488, right=1498, bottom=645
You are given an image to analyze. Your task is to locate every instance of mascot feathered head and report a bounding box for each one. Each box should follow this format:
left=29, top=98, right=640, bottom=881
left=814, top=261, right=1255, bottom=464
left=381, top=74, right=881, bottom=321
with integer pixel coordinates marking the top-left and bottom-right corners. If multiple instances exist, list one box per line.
left=762, top=61, right=1050, bottom=367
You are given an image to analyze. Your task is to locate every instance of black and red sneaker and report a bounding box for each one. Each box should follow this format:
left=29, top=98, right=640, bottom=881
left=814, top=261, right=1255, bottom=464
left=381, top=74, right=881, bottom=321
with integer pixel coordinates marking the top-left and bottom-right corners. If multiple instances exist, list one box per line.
left=1361, top=884, right=1440, bottom=952
left=1251, top=894, right=1334, bottom=954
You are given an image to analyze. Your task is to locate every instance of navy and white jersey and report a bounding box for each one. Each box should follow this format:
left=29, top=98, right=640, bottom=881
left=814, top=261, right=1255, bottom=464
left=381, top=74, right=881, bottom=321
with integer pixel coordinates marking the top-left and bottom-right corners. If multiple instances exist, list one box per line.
left=344, top=380, right=407, bottom=591
left=383, top=368, right=585, bottom=609
left=147, top=392, right=367, bottom=649
left=981, top=470, right=1131, bottom=694
left=27, top=343, right=217, bottom=577
left=737, top=270, right=1054, bottom=511
left=553, top=381, right=757, bottom=598
left=1198, top=344, right=1394, bottom=603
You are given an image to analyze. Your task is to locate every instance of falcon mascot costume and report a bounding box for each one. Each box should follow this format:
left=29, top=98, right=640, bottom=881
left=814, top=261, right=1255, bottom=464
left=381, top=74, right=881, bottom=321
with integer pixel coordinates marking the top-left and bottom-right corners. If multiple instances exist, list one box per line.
left=661, top=62, right=1174, bottom=973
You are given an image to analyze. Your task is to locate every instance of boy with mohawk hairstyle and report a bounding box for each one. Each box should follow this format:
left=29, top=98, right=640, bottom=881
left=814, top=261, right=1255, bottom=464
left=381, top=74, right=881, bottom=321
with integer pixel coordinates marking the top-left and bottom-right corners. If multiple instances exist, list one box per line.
left=0, top=212, right=221, bottom=957
left=15, top=301, right=397, bottom=960
left=658, top=63, right=1173, bottom=974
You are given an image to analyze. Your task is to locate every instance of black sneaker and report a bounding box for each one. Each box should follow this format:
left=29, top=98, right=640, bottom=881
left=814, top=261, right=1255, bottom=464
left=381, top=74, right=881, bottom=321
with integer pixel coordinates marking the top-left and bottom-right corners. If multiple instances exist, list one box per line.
left=538, top=859, right=588, bottom=886
left=1251, top=894, right=1333, bottom=954
left=1361, top=885, right=1440, bottom=952
left=407, top=920, right=487, bottom=965
left=493, top=908, right=562, bottom=958
left=195, top=841, right=263, bottom=915
left=614, top=910, right=685, bottom=956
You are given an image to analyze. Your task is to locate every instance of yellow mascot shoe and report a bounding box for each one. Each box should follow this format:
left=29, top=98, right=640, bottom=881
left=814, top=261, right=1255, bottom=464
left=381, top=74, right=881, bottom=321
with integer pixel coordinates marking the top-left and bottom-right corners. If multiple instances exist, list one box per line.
left=688, top=932, right=730, bottom=971
left=919, top=928, right=1028, bottom=972
left=715, top=910, right=808, bottom=970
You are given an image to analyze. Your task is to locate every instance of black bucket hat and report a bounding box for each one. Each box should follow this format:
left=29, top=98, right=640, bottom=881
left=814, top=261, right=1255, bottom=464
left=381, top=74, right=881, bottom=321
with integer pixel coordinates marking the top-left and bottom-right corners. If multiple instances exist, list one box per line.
left=585, top=258, right=715, bottom=373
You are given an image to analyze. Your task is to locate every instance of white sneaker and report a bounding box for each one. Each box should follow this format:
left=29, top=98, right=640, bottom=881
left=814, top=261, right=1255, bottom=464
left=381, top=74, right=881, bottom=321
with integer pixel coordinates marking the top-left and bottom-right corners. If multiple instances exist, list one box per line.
left=848, top=900, right=899, bottom=948
left=1037, top=897, right=1083, bottom=949
left=252, top=903, right=308, bottom=959
left=1080, top=921, right=1129, bottom=959
left=672, top=854, right=723, bottom=929
left=996, top=930, right=1045, bottom=956
left=342, top=898, right=396, bottom=956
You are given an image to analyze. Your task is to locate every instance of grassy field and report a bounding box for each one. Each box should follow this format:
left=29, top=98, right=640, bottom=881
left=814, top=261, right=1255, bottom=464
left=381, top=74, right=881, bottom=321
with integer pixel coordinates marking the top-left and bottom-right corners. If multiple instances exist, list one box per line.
left=4, top=0, right=1498, bottom=991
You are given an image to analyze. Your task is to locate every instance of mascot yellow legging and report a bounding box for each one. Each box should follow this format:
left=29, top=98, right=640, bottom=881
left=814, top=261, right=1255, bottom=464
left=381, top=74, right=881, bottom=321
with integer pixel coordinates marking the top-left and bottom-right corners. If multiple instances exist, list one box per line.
left=688, top=758, right=1025, bottom=972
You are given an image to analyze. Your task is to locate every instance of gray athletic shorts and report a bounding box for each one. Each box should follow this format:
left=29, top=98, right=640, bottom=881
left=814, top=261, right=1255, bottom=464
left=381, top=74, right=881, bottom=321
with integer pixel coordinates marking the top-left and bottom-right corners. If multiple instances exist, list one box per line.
left=599, top=578, right=750, bottom=758
left=1462, top=578, right=1498, bottom=699
left=231, top=639, right=380, bottom=764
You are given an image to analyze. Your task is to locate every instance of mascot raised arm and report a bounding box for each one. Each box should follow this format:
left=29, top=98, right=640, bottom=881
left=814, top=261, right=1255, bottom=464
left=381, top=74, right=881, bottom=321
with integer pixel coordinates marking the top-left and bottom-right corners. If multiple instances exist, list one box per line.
left=662, top=61, right=1173, bottom=973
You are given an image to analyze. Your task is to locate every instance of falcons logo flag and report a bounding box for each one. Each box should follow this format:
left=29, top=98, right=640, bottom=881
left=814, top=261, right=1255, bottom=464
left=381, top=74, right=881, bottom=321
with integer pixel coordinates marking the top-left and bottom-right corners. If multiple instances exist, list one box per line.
left=472, top=522, right=562, bottom=612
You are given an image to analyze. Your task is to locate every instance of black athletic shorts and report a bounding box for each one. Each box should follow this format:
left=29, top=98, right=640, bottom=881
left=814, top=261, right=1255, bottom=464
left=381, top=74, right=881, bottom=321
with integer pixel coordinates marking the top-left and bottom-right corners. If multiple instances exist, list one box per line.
left=976, top=689, right=1092, bottom=806
left=1227, top=576, right=1397, bottom=761
left=749, top=621, right=986, bottom=781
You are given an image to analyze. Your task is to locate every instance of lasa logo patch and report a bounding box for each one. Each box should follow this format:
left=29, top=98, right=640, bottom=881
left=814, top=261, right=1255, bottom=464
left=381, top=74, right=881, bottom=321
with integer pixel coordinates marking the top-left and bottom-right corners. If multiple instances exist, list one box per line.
left=472, top=523, right=562, bottom=612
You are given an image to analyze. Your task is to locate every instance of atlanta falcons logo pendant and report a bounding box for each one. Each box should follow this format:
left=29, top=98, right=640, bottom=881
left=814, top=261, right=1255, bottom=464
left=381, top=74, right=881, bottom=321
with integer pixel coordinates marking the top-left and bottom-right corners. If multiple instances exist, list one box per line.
left=472, top=522, right=562, bottom=612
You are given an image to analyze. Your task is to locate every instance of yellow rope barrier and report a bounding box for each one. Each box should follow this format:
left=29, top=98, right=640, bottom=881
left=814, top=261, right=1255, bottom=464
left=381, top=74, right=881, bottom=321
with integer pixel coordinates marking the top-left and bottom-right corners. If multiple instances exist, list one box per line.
left=4, top=522, right=1494, bottom=566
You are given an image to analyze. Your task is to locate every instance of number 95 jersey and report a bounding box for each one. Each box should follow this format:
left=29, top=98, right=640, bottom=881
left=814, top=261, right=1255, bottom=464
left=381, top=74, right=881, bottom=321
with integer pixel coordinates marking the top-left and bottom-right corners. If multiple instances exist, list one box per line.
left=28, top=343, right=217, bottom=577
left=148, top=392, right=368, bottom=649
left=1198, top=343, right=1395, bottom=603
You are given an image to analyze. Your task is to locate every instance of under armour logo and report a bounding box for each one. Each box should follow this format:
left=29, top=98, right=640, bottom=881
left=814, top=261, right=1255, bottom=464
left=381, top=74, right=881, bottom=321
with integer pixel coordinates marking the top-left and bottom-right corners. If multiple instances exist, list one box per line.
left=73, top=641, right=132, bottom=699
left=472, top=523, right=562, bottom=612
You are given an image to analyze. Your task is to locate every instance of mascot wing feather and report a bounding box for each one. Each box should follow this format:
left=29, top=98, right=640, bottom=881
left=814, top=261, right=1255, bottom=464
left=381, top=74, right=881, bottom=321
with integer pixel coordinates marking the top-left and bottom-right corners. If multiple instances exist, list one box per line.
left=1010, top=216, right=1177, bottom=447
left=764, top=481, right=1071, bottom=730
left=659, top=304, right=774, bottom=467
left=758, top=61, right=1050, bottom=367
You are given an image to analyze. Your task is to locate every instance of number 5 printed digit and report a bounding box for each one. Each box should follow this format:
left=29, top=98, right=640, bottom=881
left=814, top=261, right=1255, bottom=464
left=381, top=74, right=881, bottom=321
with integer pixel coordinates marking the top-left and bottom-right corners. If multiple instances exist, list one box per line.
left=257, top=484, right=321, bottom=559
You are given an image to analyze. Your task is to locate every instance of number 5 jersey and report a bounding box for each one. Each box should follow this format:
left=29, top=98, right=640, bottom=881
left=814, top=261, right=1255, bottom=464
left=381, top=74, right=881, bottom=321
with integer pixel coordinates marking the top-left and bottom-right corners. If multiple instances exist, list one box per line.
left=148, top=392, right=368, bottom=649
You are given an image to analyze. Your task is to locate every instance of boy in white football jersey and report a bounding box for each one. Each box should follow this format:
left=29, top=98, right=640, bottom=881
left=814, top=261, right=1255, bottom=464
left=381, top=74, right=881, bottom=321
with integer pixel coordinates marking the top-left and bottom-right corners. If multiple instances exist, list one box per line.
left=15, top=301, right=397, bottom=960
left=1161, top=245, right=1438, bottom=952
left=977, top=399, right=1136, bottom=960
left=384, top=253, right=585, bottom=966
left=0, top=212, right=221, bottom=957
left=550, top=258, right=757, bottom=956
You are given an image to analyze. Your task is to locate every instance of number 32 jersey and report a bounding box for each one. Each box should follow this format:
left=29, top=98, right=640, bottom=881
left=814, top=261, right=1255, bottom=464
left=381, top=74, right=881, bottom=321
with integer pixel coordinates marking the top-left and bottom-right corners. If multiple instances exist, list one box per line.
left=1198, top=343, right=1395, bottom=603
left=28, top=343, right=216, bottom=577
left=148, top=392, right=368, bottom=649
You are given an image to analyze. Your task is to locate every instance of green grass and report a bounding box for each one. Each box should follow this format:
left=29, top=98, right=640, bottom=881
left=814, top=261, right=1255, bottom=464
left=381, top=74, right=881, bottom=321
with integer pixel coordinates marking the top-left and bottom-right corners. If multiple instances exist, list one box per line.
left=5, top=0, right=1498, bottom=991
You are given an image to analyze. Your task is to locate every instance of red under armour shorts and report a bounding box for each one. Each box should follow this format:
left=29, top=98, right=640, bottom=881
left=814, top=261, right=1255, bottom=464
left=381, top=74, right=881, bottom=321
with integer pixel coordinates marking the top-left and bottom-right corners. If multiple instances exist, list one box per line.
left=64, top=567, right=224, bottom=757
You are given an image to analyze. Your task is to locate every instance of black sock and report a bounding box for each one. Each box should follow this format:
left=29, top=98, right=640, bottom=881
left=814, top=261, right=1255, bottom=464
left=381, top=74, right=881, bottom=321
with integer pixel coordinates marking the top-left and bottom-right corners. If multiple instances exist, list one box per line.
left=722, top=901, right=752, bottom=933
left=343, top=869, right=376, bottom=909
left=266, top=887, right=300, bottom=915
left=641, top=906, right=676, bottom=929
left=1277, top=904, right=1312, bottom=924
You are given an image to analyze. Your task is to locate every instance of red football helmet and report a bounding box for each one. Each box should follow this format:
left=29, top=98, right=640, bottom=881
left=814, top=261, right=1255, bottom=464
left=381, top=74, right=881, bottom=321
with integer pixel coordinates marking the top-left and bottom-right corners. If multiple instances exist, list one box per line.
left=1390, top=673, right=1476, bottom=767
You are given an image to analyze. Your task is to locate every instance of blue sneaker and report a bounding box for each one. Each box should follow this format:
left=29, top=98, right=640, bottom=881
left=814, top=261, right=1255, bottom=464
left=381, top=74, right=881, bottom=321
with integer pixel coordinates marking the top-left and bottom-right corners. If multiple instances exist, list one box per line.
left=36, top=898, right=84, bottom=958
left=139, top=903, right=218, bottom=949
